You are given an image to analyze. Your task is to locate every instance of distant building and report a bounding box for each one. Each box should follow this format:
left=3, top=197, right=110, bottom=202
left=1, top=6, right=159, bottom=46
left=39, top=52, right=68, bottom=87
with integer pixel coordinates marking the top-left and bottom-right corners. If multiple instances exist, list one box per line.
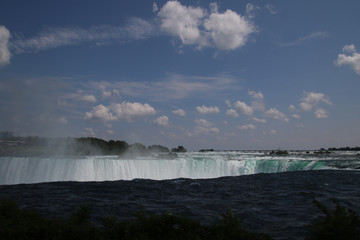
left=0, top=131, right=14, bottom=139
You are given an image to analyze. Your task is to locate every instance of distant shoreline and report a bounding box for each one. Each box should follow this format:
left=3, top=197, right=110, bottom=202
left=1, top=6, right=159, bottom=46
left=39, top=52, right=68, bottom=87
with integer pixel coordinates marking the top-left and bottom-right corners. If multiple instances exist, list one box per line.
left=0, top=136, right=359, bottom=157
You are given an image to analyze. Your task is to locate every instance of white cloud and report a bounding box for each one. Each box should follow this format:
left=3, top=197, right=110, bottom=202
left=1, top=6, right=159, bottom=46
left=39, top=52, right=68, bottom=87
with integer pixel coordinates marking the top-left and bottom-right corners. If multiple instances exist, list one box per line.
left=195, top=118, right=212, bottom=128
left=225, top=99, right=232, bottom=107
left=0, top=26, right=11, bottom=67
left=343, top=44, right=356, bottom=53
left=289, top=105, right=296, bottom=111
left=107, top=129, right=114, bottom=135
left=314, top=108, right=328, bottom=119
left=299, top=102, right=312, bottom=112
left=157, top=1, right=255, bottom=51
left=154, top=115, right=169, bottom=126
left=280, top=31, right=328, bottom=47
left=194, top=118, right=219, bottom=134
left=234, top=101, right=253, bottom=116
left=153, top=2, right=159, bottom=12
left=85, top=101, right=156, bottom=122
left=292, top=114, right=301, bottom=119
left=335, top=44, right=360, bottom=75
left=226, top=109, right=239, bottom=117
left=248, top=90, right=265, bottom=111
left=248, top=90, right=263, bottom=100
left=85, top=104, right=117, bottom=121
left=300, top=92, right=332, bottom=111
left=79, top=94, right=97, bottom=103
left=12, top=21, right=153, bottom=54
left=158, top=1, right=207, bottom=47
left=238, top=124, right=256, bottom=130
left=265, top=108, right=289, bottom=122
left=204, top=9, right=254, bottom=50
left=246, top=3, right=261, bottom=18
left=125, top=18, right=154, bottom=40
left=173, top=109, right=186, bottom=116
left=97, top=74, right=235, bottom=100
left=196, top=105, right=220, bottom=114
left=253, top=117, right=266, bottom=123
left=102, top=91, right=112, bottom=98
left=265, top=4, right=278, bottom=14
left=111, top=101, right=156, bottom=122
left=209, top=3, right=219, bottom=13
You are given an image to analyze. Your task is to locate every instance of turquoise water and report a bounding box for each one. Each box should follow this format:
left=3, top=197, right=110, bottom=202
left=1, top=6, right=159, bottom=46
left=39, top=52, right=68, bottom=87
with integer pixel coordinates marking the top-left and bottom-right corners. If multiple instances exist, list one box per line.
left=0, top=151, right=359, bottom=185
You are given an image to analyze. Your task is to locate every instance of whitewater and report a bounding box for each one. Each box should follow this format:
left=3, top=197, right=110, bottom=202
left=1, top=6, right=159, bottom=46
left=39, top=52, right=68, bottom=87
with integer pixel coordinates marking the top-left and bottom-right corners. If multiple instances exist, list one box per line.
left=1, top=151, right=359, bottom=185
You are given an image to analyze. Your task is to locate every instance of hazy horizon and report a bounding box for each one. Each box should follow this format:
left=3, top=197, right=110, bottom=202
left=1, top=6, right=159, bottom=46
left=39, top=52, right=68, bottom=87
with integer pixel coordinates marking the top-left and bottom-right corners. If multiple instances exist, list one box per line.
left=1, top=0, right=360, bottom=150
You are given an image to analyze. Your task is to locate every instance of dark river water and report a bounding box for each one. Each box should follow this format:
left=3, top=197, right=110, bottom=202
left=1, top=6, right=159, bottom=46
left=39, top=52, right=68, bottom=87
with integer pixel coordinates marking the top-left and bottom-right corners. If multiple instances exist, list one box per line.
left=1, top=170, right=359, bottom=240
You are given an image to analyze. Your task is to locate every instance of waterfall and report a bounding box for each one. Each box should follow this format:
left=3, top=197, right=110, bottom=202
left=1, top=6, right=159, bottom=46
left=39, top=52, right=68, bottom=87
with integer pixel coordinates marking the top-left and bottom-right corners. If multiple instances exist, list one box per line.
left=0, top=153, right=329, bottom=185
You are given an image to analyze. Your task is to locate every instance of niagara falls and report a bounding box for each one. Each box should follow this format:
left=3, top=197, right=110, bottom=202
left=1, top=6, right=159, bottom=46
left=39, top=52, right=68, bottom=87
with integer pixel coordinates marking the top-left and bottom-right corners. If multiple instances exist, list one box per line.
left=1, top=150, right=359, bottom=185
left=2, top=0, right=360, bottom=239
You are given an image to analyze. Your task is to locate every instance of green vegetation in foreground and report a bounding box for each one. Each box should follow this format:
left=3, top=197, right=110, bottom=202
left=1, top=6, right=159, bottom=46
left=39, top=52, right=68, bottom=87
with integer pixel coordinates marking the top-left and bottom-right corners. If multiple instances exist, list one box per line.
left=1, top=198, right=360, bottom=240
left=0, top=197, right=270, bottom=240
left=306, top=198, right=360, bottom=240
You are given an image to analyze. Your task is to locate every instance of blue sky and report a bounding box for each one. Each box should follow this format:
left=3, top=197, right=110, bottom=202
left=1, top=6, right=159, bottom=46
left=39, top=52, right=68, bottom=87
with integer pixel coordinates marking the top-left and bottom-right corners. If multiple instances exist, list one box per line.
left=1, top=0, right=360, bottom=150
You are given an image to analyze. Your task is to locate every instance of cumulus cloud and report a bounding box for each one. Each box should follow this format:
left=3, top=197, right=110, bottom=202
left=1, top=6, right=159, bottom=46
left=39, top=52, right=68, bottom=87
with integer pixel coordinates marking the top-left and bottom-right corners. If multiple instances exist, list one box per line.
left=314, top=108, right=329, bottom=119
left=204, top=8, right=255, bottom=50
left=335, top=44, right=360, bottom=75
left=195, top=118, right=212, bottom=128
left=299, top=92, right=332, bottom=111
left=172, top=109, right=186, bottom=116
left=226, top=109, right=239, bottom=117
left=248, top=90, right=265, bottom=111
left=238, top=124, right=256, bottom=130
left=157, top=1, right=255, bottom=51
left=234, top=101, right=253, bottom=116
left=292, top=114, right=301, bottom=119
left=158, top=1, right=207, bottom=47
left=265, top=108, right=289, bottom=122
left=154, top=115, right=169, bottom=126
left=85, top=104, right=117, bottom=121
left=85, top=101, right=156, bottom=122
left=248, top=90, right=263, bottom=100
left=111, top=101, right=156, bottom=122
left=196, top=105, right=220, bottom=114
left=194, top=118, right=220, bottom=134
left=0, top=26, right=11, bottom=67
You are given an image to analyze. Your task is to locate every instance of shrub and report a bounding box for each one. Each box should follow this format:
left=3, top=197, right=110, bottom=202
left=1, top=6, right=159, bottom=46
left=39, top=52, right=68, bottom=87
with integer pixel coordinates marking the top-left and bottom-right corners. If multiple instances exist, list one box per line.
left=306, top=199, right=360, bottom=240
